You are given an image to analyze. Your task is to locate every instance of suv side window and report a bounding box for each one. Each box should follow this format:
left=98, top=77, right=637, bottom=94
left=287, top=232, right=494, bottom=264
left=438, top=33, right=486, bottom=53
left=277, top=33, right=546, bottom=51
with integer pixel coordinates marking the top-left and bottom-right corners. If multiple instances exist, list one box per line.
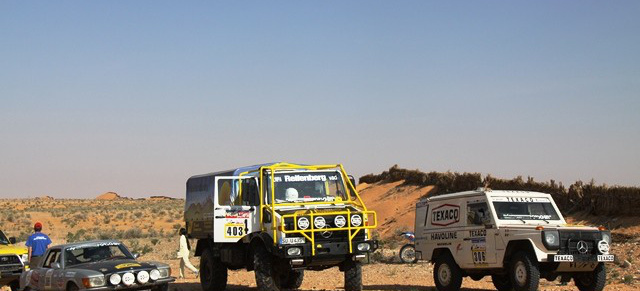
left=467, top=202, right=490, bottom=226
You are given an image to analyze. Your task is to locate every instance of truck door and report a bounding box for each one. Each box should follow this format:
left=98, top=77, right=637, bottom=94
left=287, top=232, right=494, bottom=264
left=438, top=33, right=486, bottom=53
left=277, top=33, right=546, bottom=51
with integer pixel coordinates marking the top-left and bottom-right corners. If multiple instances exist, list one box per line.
left=460, top=200, right=498, bottom=268
left=213, top=176, right=259, bottom=243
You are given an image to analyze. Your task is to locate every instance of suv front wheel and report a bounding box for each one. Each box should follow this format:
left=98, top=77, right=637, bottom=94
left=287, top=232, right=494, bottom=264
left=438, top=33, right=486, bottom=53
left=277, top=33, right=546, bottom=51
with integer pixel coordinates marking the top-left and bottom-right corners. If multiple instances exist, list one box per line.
left=433, top=254, right=463, bottom=291
left=509, top=251, right=540, bottom=291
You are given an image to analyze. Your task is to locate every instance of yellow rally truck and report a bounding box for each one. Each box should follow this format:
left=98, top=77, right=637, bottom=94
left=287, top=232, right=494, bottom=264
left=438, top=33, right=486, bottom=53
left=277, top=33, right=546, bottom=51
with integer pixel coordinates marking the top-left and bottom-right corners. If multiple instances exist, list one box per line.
left=0, top=230, right=28, bottom=291
left=184, top=163, right=378, bottom=291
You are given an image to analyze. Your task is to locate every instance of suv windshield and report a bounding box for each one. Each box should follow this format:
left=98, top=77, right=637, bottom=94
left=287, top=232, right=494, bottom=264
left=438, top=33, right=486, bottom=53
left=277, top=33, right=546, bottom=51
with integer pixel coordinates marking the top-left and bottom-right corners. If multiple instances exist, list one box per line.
left=492, top=197, right=561, bottom=221
left=264, top=171, right=348, bottom=204
left=0, top=231, right=9, bottom=245
left=64, top=243, right=133, bottom=267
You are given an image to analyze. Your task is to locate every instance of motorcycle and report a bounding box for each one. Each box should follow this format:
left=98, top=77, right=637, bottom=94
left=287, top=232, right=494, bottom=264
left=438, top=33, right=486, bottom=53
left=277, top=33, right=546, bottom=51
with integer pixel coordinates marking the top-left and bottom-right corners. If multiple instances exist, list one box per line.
left=398, top=231, right=417, bottom=263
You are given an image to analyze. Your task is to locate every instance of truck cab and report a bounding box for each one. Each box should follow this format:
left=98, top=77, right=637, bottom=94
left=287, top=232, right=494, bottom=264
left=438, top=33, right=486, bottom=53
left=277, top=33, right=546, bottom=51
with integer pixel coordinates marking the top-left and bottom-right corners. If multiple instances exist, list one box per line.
left=0, top=230, right=28, bottom=291
left=185, top=163, right=378, bottom=291
left=414, top=189, right=614, bottom=291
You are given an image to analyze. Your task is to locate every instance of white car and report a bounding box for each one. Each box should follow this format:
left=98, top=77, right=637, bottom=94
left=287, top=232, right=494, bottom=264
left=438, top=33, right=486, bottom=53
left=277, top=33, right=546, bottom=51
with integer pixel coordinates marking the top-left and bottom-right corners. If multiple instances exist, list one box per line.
left=414, top=189, right=614, bottom=291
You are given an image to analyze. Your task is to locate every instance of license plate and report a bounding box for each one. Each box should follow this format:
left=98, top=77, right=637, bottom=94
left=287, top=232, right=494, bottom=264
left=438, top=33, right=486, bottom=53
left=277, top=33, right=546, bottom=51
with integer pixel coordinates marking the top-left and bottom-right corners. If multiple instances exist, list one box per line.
left=597, top=255, right=614, bottom=262
left=282, top=237, right=305, bottom=245
left=554, top=255, right=574, bottom=262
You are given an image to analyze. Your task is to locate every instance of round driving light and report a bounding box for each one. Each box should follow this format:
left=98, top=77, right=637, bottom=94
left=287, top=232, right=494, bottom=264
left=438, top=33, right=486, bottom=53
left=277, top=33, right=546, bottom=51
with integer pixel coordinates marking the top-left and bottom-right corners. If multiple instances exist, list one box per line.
left=598, top=241, right=610, bottom=254
left=297, top=217, right=310, bottom=230
left=287, top=247, right=302, bottom=256
left=351, top=215, right=362, bottom=227
left=314, top=217, right=326, bottom=229
left=121, top=273, right=135, bottom=286
left=137, top=270, right=150, bottom=284
left=544, top=233, right=557, bottom=245
left=109, top=274, right=121, bottom=285
left=334, top=215, right=346, bottom=228
left=357, top=243, right=370, bottom=252
left=149, top=269, right=160, bottom=281
left=602, top=232, right=611, bottom=244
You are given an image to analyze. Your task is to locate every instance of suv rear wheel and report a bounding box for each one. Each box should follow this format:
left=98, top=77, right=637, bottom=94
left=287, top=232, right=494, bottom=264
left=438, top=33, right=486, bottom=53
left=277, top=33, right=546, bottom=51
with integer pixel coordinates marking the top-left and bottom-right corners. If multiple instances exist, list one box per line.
left=433, top=254, right=463, bottom=291
left=200, top=248, right=228, bottom=291
left=509, top=251, right=539, bottom=291
left=574, top=263, right=606, bottom=291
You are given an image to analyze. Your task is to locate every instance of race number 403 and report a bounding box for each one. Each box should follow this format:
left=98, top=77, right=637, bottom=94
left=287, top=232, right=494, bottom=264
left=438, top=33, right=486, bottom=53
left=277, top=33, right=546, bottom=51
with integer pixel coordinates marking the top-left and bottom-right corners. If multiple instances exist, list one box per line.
left=224, top=223, right=245, bottom=238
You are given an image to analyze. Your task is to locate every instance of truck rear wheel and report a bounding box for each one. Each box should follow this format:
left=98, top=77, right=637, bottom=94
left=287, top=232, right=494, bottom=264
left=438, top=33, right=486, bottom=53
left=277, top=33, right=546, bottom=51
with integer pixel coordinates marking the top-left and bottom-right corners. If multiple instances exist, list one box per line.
left=491, top=274, right=513, bottom=291
left=574, top=263, right=606, bottom=291
left=433, top=254, right=463, bottom=291
left=344, top=260, right=362, bottom=291
left=200, top=248, right=228, bottom=291
left=254, top=245, right=280, bottom=291
left=280, top=269, right=304, bottom=290
left=509, top=251, right=539, bottom=291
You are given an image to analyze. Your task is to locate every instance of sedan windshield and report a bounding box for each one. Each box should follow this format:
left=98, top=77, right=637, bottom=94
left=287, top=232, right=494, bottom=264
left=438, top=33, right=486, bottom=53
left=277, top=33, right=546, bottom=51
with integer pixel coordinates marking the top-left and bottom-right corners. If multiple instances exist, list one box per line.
left=64, top=243, right=133, bottom=267
left=492, top=197, right=561, bottom=221
left=264, top=171, right=348, bottom=204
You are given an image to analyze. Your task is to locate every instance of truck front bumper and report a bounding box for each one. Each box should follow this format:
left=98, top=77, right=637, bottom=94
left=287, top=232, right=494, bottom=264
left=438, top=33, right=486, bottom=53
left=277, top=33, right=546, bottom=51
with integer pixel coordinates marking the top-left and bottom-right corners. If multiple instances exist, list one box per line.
left=547, top=254, right=615, bottom=263
left=274, top=239, right=378, bottom=258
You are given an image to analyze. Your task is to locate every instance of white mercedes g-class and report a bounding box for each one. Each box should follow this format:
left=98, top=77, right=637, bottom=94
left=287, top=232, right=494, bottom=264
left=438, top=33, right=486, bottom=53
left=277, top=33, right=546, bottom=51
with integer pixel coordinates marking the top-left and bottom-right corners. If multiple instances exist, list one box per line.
left=414, top=189, right=614, bottom=291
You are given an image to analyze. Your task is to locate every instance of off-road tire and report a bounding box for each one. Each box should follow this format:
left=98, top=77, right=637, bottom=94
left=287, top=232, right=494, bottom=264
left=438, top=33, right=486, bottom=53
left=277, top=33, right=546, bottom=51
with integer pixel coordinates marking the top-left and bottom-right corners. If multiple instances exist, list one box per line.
left=399, top=244, right=418, bottom=264
left=491, top=274, right=513, bottom=291
left=200, top=248, right=228, bottom=291
left=281, top=269, right=304, bottom=290
left=574, top=263, right=606, bottom=291
left=344, top=261, right=362, bottom=291
left=152, top=283, right=169, bottom=291
left=254, top=245, right=280, bottom=291
left=9, top=281, right=20, bottom=291
left=509, top=251, right=540, bottom=291
left=433, top=254, right=463, bottom=291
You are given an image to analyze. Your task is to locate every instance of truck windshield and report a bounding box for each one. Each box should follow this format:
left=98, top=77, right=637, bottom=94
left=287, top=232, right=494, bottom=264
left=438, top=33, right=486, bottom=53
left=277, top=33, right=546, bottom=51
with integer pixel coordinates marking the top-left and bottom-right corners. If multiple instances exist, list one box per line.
left=492, top=197, right=561, bottom=221
left=0, top=231, right=8, bottom=245
left=264, top=171, right=348, bottom=204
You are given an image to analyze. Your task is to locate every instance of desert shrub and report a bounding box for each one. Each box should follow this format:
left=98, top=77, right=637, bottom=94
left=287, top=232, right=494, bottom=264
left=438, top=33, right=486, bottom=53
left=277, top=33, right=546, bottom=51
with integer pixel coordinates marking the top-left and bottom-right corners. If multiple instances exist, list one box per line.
left=151, top=238, right=159, bottom=245
left=123, top=228, right=144, bottom=239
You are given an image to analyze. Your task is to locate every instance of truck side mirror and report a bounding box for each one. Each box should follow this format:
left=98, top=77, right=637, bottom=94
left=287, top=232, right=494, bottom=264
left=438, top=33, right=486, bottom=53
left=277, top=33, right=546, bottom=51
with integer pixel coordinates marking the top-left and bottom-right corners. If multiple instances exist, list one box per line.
left=262, top=208, right=272, bottom=223
left=348, top=175, right=357, bottom=187
left=9, top=237, right=16, bottom=244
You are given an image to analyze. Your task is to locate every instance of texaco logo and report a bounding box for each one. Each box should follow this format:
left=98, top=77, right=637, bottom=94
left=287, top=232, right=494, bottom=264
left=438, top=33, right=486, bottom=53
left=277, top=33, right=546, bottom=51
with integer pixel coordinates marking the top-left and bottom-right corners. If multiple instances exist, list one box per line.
left=576, top=241, right=589, bottom=254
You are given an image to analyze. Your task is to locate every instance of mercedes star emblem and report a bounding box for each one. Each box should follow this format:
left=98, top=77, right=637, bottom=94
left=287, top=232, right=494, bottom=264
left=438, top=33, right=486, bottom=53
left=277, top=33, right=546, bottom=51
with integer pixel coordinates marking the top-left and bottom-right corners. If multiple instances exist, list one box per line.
left=576, top=240, right=589, bottom=254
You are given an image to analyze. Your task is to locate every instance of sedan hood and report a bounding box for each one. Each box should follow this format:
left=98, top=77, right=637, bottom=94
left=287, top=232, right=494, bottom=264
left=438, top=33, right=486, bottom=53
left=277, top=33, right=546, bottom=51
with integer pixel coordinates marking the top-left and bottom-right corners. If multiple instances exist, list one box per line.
left=69, top=259, right=157, bottom=274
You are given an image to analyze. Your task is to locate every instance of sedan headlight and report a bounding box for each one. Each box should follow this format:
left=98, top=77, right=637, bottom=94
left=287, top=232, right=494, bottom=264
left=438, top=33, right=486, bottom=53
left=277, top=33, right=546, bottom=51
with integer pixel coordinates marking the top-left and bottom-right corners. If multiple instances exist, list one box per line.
left=122, top=272, right=135, bottom=286
left=542, top=230, right=560, bottom=250
left=82, top=276, right=106, bottom=288
left=334, top=215, right=346, bottom=228
left=351, top=215, right=362, bottom=227
left=149, top=269, right=160, bottom=281
left=297, top=217, right=310, bottom=230
left=109, top=273, right=122, bottom=285
left=158, top=267, right=170, bottom=278
left=314, top=217, right=326, bottom=229
left=137, top=270, right=150, bottom=284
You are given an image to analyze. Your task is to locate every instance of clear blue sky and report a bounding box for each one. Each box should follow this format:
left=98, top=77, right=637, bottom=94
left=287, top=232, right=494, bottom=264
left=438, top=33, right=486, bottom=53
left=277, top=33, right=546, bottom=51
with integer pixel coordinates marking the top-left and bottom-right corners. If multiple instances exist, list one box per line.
left=1, top=1, right=639, bottom=198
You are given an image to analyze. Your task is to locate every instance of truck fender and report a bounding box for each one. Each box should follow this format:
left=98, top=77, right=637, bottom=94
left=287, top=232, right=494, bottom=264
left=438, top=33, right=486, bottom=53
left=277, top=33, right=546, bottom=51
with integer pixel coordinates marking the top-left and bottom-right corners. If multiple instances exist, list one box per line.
left=194, top=238, right=213, bottom=257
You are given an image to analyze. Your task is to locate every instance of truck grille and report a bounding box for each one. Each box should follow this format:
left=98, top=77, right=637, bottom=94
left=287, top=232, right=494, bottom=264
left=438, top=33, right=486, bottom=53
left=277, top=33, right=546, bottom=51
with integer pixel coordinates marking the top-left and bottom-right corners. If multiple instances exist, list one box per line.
left=558, top=231, right=601, bottom=255
left=0, top=255, right=21, bottom=265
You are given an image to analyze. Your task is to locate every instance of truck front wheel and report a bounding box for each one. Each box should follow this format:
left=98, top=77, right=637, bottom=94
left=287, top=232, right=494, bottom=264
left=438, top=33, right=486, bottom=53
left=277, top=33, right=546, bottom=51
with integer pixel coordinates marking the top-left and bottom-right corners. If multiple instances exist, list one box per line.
left=574, top=263, right=606, bottom=291
left=280, top=269, right=304, bottom=290
left=254, top=245, right=280, bottom=291
left=200, top=248, right=228, bottom=291
left=433, top=254, right=463, bottom=291
left=343, top=260, right=362, bottom=291
left=509, top=251, right=540, bottom=291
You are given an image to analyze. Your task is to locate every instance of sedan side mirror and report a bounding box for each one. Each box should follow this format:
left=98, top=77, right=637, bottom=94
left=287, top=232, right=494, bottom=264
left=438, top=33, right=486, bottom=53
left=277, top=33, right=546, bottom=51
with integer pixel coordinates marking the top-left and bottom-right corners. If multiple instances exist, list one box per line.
left=9, top=237, right=16, bottom=244
left=51, top=262, right=61, bottom=269
left=132, top=253, right=140, bottom=259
